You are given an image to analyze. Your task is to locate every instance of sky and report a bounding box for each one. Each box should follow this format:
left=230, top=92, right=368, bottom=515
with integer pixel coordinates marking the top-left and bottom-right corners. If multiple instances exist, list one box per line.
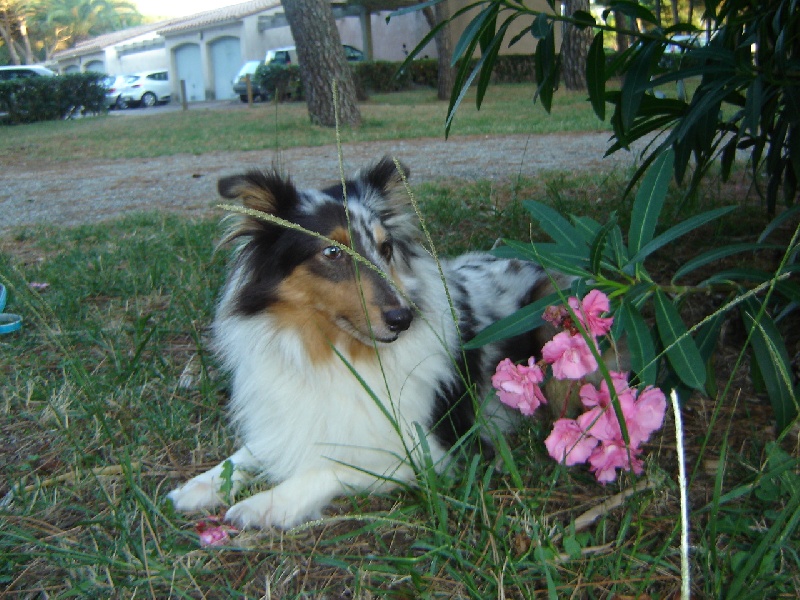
left=133, top=0, right=243, bottom=18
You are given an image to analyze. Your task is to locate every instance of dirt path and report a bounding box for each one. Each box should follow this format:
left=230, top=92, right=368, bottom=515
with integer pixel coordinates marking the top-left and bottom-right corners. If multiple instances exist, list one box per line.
left=0, top=132, right=640, bottom=233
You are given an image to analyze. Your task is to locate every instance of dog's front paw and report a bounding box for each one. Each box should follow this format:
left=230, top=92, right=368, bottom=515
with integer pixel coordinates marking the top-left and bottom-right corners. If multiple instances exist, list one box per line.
left=168, top=479, right=226, bottom=512
left=225, top=489, right=318, bottom=530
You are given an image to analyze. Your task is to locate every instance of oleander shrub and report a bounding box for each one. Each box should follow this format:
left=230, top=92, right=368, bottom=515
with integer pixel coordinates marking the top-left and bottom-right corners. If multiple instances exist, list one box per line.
left=0, top=72, right=106, bottom=124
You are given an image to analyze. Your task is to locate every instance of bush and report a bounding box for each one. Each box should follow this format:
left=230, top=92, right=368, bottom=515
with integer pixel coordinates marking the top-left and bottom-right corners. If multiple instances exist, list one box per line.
left=0, top=72, right=106, bottom=124
left=254, top=63, right=304, bottom=102
left=252, top=56, right=538, bottom=105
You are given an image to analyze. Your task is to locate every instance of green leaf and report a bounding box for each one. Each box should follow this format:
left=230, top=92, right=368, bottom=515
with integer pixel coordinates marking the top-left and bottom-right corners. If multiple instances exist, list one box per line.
left=493, top=241, right=591, bottom=277
left=627, top=149, right=674, bottom=257
left=619, top=300, right=658, bottom=386
left=589, top=216, right=619, bottom=273
left=759, top=204, right=800, bottom=243
left=534, top=25, right=557, bottom=112
left=570, top=10, right=596, bottom=29
left=219, top=460, right=235, bottom=500
left=464, top=290, right=564, bottom=349
left=587, top=32, right=606, bottom=121
left=605, top=0, right=659, bottom=24
left=742, top=299, right=799, bottom=433
left=672, top=243, right=779, bottom=283
left=619, top=40, right=661, bottom=132
left=626, top=206, right=736, bottom=270
left=523, top=200, right=581, bottom=249
left=476, top=18, right=515, bottom=110
left=654, top=290, right=706, bottom=390
left=744, top=74, right=762, bottom=137
left=530, top=12, right=551, bottom=38
left=570, top=215, right=601, bottom=245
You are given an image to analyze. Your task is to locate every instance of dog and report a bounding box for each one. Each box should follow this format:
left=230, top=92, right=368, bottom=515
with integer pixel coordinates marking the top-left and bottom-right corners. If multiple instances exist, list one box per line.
left=168, top=157, right=559, bottom=529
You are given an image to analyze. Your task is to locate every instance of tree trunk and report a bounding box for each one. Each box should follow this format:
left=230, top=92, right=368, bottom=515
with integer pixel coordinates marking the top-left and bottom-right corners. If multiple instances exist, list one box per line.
left=20, top=18, right=34, bottom=63
left=281, top=0, right=361, bottom=127
left=670, top=0, right=680, bottom=26
left=423, top=3, right=453, bottom=101
left=0, top=12, right=21, bottom=65
left=561, top=0, right=593, bottom=90
left=615, top=12, right=631, bottom=52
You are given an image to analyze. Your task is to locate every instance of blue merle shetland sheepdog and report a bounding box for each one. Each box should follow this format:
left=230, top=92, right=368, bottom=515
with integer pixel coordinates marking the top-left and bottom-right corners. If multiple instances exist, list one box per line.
left=168, top=157, right=558, bottom=529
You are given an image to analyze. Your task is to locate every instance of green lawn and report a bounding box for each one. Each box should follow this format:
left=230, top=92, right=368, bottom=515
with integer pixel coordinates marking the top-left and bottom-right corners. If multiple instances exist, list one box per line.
left=1, top=84, right=609, bottom=163
left=1, top=84, right=797, bottom=599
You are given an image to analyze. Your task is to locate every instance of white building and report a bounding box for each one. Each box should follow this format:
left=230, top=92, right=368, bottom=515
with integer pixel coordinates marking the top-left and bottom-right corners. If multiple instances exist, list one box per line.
left=51, top=0, right=555, bottom=103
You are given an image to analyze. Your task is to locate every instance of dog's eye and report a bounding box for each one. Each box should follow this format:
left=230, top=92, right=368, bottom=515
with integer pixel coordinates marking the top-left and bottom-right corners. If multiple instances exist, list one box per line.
left=322, top=246, right=344, bottom=260
left=380, top=241, right=393, bottom=261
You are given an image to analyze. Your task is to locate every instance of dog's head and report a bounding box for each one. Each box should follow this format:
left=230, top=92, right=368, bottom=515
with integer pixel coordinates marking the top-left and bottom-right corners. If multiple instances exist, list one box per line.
left=217, top=157, right=421, bottom=357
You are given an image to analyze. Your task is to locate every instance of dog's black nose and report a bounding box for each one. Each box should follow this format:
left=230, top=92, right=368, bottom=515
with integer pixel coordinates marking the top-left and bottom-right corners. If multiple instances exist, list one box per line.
left=384, top=308, right=413, bottom=332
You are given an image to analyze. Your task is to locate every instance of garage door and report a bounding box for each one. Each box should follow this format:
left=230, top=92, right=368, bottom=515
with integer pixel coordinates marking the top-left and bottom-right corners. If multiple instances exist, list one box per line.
left=174, top=44, right=205, bottom=102
left=210, top=36, right=241, bottom=101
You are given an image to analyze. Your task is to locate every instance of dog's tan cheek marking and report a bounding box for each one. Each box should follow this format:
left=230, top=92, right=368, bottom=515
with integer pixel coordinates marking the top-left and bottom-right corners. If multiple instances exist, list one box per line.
left=273, top=265, right=377, bottom=364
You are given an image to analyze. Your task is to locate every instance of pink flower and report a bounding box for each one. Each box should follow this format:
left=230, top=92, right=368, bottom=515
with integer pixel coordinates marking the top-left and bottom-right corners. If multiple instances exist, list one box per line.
left=579, top=371, right=632, bottom=409
left=588, top=440, right=644, bottom=484
left=576, top=406, right=619, bottom=443
left=568, top=289, right=614, bottom=337
left=626, top=386, right=667, bottom=446
left=541, top=331, right=598, bottom=380
left=492, top=357, right=547, bottom=415
left=545, top=418, right=599, bottom=466
left=196, top=518, right=237, bottom=547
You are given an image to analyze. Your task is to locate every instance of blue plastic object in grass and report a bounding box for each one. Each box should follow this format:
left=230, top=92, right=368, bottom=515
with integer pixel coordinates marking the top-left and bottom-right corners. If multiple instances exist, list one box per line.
left=0, top=284, right=22, bottom=334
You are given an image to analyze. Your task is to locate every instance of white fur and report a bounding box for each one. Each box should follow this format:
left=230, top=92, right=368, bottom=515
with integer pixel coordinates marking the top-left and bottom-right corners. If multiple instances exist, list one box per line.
left=169, top=256, right=465, bottom=528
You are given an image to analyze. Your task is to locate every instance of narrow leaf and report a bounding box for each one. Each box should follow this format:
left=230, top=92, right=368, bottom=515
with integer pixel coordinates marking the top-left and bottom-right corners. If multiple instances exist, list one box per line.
left=628, top=149, right=674, bottom=257
left=742, top=299, right=798, bottom=433
left=590, top=216, right=618, bottom=273
left=587, top=31, right=606, bottom=121
left=619, top=300, right=658, bottom=386
left=626, top=206, right=736, bottom=269
left=654, top=290, right=706, bottom=390
left=523, top=200, right=581, bottom=249
left=464, top=291, right=564, bottom=348
left=672, top=243, right=777, bottom=283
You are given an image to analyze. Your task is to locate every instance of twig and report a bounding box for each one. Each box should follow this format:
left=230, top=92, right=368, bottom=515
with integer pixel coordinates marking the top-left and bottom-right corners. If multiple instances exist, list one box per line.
left=672, top=389, right=691, bottom=599
left=573, top=477, right=660, bottom=533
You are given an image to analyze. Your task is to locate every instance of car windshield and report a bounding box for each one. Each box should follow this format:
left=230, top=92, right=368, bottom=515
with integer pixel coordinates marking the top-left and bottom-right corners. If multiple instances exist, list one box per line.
left=238, top=61, right=261, bottom=76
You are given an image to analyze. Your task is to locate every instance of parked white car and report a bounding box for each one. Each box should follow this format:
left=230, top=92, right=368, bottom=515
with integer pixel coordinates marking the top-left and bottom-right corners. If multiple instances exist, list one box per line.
left=118, top=70, right=171, bottom=108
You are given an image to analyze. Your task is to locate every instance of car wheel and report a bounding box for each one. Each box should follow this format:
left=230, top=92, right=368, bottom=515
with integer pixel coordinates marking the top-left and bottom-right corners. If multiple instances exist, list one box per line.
left=239, top=94, right=249, bottom=103
left=141, top=92, right=157, bottom=107
left=115, top=96, right=128, bottom=110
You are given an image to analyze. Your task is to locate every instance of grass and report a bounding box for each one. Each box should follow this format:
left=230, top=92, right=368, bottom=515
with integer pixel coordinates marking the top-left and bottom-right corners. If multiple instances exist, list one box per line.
left=1, top=84, right=798, bottom=598
left=0, top=84, right=608, bottom=163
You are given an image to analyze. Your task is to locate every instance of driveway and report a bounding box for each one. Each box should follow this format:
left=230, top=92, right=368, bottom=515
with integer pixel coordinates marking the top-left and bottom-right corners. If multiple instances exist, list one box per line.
left=0, top=132, right=640, bottom=233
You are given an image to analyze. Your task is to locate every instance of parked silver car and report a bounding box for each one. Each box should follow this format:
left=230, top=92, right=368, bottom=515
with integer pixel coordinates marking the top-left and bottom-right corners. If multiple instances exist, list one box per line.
left=232, top=60, right=269, bottom=102
left=0, top=65, right=56, bottom=80
left=102, top=74, right=129, bottom=109
left=118, top=70, right=171, bottom=108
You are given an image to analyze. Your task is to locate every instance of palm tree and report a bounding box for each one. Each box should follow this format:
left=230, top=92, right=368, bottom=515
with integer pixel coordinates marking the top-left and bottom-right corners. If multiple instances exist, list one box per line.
left=45, top=0, right=140, bottom=46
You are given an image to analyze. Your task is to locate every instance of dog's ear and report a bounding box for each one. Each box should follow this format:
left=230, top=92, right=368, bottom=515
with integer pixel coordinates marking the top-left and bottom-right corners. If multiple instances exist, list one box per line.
left=361, top=156, right=410, bottom=198
left=218, top=170, right=298, bottom=245
left=218, top=170, right=299, bottom=215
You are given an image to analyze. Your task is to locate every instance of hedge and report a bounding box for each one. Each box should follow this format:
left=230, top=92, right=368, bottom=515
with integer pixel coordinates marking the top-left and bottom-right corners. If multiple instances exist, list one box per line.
left=0, top=72, right=106, bottom=125
left=254, top=55, right=537, bottom=103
